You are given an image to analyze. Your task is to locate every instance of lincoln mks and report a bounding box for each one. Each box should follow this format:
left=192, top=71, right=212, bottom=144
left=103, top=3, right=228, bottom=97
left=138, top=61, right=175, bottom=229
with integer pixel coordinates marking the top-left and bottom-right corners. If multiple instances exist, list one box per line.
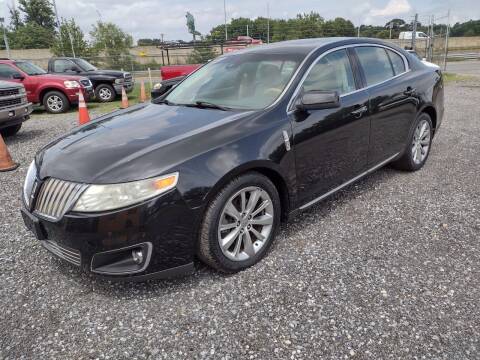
left=21, top=38, right=444, bottom=280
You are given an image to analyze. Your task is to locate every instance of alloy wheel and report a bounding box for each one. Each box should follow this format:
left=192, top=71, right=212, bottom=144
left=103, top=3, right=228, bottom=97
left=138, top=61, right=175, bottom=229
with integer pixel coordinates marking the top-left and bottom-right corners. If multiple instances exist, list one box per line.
left=98, top=88, right=112, bottom=101
left=47, top=95, right=63, bottom=112
left=217, top=186, right=274, bottom=262
left=411, top=119, right=431, bottom=164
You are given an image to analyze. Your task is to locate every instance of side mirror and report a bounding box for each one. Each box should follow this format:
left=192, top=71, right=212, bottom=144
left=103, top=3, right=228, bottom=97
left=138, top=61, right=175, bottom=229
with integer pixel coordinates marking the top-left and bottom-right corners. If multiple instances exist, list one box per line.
left=12, top=73, right=24, bottom=80
left=70, top=67, right=81, bottom=73
left=296, top=90, right=340, bottom=111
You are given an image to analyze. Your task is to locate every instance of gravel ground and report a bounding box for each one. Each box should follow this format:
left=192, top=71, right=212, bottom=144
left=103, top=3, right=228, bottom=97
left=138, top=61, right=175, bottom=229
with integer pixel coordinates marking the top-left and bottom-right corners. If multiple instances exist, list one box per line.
left=1, top=82, right=479, bottom=359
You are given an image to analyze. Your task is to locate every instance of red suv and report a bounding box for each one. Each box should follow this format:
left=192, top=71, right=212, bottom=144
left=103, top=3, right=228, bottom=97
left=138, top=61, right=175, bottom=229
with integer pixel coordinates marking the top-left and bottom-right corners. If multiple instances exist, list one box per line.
left=0, top=59, right=93, bottom=113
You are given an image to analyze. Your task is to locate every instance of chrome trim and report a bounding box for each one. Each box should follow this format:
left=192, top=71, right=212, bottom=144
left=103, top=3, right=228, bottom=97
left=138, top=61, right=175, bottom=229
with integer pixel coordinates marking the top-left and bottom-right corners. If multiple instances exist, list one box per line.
left=34, top=178, right=88, bottom=221
left=282, top=130, right=291, bottom=151
left=42, top=240, right=81, bottom=266
left=90, top=242, right=153, bottom=275
left=286, top=43, right=411, bottom=113
left=299, top=152, right=400, bottom=210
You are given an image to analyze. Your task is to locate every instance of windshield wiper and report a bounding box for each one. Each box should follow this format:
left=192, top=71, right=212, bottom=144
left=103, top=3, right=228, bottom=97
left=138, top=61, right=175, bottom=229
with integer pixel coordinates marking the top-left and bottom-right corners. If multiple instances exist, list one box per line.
left=156, top=99, right=176, bottom=106
left=187, top=101, right=231, bottom=111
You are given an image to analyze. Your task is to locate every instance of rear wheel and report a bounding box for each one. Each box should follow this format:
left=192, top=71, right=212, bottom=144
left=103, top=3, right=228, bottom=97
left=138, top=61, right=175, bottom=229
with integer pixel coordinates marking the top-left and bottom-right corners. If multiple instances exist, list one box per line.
left=0, top=123, right=22, bottom=137
left=43, top=91, right=70, bottom=114
left=198, top=172, right=281, bottom=273
left=95, top=84, right=116, bottom=102
left=391, top=112, right=433, bottom=171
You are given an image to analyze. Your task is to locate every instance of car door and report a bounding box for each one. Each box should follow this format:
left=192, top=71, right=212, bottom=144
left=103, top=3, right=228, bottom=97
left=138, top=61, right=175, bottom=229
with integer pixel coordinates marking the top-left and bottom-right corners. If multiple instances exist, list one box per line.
left=0, top=64, right=34, bottom=102
left=353, top=45, right=417, bottom=165
left=289, top=48, right=371, bottom=206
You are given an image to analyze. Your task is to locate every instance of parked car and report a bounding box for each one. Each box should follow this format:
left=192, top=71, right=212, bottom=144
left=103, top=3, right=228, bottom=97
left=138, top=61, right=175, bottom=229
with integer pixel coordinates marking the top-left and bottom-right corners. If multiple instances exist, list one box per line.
left=160, top=64, right=201, bottom=80
left=406, top=50, right=440, bottom=69
left=399, top=31, right=429, bottom=40
left=48, top=57, right=134, bottom=102
left=21, top=38, right=444, bottom=281
left=0, top=59, right=93, bottom=113
left=151, top=76, right=184, bottom=99
left=0, top=81, right=32, bottom=136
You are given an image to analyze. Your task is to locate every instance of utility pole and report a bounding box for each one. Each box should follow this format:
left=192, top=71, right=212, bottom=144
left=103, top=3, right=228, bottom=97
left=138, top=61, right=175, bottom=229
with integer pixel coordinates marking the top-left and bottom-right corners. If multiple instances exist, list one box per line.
left=357, top=25, right=360, bottom=37
left=389, top=22, right=393, bottom=39
left=266, top=2, right=270, bottom=44
left=411, top=13, right=418, bottom=50
left=67, top=29, right=76, bottom=58
left=223, top=0, right=228, bottom=41
left=160, top=33, right=165, bottom=44
left=0, top=18, right=10, bottom=58
left=51, top=0, right=65, bottom=56
left=443, top=9, right=450, bottom=71
left=246, top=24, right=249, bottom=37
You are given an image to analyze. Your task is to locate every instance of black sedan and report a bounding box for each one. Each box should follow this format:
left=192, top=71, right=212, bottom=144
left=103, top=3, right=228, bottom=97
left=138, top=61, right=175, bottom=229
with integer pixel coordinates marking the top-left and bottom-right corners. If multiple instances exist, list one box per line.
left=21, top=38, right=444, bottom=280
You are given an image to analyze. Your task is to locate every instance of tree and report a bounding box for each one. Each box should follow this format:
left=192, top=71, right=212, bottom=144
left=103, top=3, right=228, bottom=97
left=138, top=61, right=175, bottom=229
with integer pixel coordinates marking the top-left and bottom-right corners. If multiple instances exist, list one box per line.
left=323, top=17, right=356, bottom=36
left=18, top=0, right=56, bottom=32
left=186, top=45, right=217, bottom=63
left=51, top=18, right=90, bottom=57
left=90, top=21, right=133, bottom=68
left=8, top=5, right=23, bottom=30
left=8, top=22, right=54, bottom=49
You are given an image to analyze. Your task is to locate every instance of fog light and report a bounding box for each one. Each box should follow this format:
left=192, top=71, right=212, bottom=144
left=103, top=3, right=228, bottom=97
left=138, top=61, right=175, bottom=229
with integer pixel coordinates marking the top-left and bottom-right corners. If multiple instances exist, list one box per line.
left=132, top=249, right=144, bottom=264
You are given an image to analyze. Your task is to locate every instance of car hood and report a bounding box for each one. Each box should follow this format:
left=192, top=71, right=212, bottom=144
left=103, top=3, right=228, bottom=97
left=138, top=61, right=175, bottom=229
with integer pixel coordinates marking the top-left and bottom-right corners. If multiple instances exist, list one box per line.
left=85, top=70, right=126, bottom=78
left=37, top=73, right=84, bottom=82
left=37, top=103, right=253, bottom=184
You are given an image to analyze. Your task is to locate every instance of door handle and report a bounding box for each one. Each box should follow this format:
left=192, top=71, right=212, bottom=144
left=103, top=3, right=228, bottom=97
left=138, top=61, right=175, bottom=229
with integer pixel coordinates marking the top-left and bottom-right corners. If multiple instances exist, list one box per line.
left=350, top=105, right=368, bottom=118
left=404, top=87, right=416, bottom=96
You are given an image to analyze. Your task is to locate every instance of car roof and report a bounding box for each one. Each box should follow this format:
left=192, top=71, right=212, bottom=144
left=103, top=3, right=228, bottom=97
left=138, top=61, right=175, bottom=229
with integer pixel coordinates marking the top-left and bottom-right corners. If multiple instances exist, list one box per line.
left=224, top=37, right=403, bottom=57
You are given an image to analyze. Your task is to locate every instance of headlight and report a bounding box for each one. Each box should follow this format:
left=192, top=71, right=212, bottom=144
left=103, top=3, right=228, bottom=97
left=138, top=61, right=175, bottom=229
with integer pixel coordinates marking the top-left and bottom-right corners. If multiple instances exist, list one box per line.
left=153, top=82, right=162, bottom=90
left=23, top=161, right=37, bottom=207
left=19, top=86, right=26, bottom=94
left=72, top=172, right=179, bottom=212
left=64, top=80, right=80, bottom=89
left=115, top=78, right=125, bottom=84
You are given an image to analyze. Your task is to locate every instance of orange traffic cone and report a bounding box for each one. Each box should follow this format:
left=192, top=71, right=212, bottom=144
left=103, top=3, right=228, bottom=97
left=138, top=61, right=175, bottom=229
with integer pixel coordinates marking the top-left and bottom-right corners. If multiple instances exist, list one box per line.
left=139, top=80, right=147, bottom=103
left=120, top=86, right=129, bottom=109
left=0, top=134, right=19, bottom=172
left=78, top=90, right=90, bottom=125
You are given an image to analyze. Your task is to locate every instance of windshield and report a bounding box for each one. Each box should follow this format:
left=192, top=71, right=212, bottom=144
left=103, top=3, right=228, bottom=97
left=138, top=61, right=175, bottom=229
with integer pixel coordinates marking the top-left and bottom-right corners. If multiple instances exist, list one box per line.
left=15, top=61, right=47, bottom=75
left=165, top=52, right=303, bottom=110
left=75, top=58, right=97, bottom=71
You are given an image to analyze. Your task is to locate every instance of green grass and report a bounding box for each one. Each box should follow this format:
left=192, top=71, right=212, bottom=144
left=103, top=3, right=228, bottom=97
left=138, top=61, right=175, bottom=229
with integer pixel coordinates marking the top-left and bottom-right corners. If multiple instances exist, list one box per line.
left=87, top=83, right=154, bottom=114
left=443, top=72, right=474, bottom=83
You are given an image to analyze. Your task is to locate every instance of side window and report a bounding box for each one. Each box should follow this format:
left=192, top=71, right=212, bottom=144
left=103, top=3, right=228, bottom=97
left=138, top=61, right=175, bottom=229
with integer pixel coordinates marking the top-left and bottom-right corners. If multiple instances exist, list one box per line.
left=53, top=59, right=75, bottom=73
left=302, top=49, right=356, bottom=95
left=355, top=46, right=394, bottom=86
left=386, top=49, right=406, bottom=75
left=0, top=64, right=21, bottom=78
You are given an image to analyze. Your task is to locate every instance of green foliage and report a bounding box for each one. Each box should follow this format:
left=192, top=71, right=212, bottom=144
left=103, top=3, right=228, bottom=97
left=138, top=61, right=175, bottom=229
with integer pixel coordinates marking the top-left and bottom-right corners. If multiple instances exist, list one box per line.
left=8, top=22, right=55, bottom=49
left=451, top=20, right=480, bottom=37
left=51, top=18, right=91, bottom=57
left=90, top=21, right=133, bottom=67
left=186, top=46, right=218, bottom=64
left=18, top=0, right=56, bottom=32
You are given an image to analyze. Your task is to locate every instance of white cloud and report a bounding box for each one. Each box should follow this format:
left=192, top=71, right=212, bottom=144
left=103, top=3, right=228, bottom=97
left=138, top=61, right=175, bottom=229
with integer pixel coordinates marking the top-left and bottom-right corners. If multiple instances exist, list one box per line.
left=369, top=0, right=412, bottom=17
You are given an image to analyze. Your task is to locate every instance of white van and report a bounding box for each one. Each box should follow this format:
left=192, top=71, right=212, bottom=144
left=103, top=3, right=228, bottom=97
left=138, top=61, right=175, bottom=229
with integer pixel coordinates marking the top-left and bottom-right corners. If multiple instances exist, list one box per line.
left=399, top=31, right=429, bottom=40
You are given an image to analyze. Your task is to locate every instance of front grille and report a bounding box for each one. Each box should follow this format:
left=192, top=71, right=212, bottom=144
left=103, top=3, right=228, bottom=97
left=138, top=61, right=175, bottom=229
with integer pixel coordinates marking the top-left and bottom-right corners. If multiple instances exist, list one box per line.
left=34, top=178, right=88, bottom=220
left=0, top=88, right=19, bottom=97
left=42, top=240, right=81, bottom=266
left=124, top=73, right=133, bottom=83
left=0, top=97, right=21, bottom=108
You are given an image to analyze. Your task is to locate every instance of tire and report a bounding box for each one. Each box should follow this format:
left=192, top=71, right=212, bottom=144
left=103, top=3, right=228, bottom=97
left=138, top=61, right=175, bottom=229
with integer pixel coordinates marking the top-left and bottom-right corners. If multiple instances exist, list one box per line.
left=0, top=123, right=22, bottom=137
left=198, top=172, right=281, bottom=273
left=95, top=84, right=116, bottom=102
left=391, top=112, right=433, bottom=171
left=43, top=91, right=70, bottom=114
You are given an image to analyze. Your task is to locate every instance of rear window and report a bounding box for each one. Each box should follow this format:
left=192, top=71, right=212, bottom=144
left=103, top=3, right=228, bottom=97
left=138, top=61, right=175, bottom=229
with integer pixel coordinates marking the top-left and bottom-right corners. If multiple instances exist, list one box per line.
left=354, top=46, right=394, bottom=86
left=386, top=49, right=406, bottom=75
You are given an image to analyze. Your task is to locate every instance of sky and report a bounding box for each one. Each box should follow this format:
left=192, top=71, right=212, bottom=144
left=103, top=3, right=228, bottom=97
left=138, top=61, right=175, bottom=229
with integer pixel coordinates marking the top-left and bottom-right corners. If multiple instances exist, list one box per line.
left=2, top=0, right=480, bottom=41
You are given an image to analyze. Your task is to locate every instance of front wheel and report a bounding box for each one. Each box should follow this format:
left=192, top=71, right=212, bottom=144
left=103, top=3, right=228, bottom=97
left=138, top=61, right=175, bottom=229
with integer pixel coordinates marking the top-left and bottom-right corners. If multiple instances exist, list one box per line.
left=95, top=84, right=116, bottom=102
left=391, top=112, right=433, bottom=171
left=198, top=172, right=281, bottom=273
left=43, top=91, right=70, bottom=114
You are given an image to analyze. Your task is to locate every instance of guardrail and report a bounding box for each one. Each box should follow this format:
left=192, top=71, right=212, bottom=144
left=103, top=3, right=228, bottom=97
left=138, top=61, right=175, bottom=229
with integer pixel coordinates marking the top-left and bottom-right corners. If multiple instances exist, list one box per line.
left=448, top=52, right=480, bottom=60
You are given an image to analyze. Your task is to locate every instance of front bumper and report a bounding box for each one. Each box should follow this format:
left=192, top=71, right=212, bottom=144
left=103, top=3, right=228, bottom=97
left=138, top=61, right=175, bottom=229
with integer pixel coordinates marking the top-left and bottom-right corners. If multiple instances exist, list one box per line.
left=114, top=81, right=135, bottom=94
left=21, top=190, right=200, bottom=281
left=0, top=102, right=33, bottom=129
left=66, top=87, right=95, bottom=104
